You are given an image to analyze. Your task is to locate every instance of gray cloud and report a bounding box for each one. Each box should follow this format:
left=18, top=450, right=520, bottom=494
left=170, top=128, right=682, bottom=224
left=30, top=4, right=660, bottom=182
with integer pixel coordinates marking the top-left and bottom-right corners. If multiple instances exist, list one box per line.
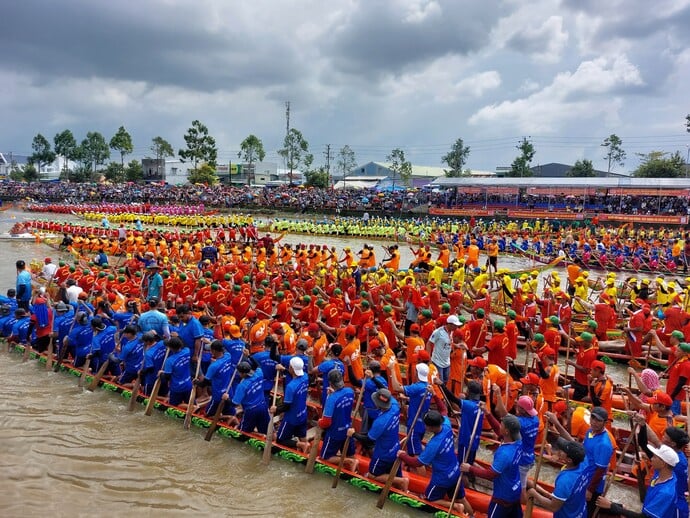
left=1, top=1, right=303, bottom=92
left=321, top=0, right=509, bottom=78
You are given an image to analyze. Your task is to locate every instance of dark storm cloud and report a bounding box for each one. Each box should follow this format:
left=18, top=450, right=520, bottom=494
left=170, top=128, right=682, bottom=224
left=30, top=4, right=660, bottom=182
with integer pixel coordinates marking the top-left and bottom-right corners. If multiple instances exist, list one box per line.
left=322, top=0, right=509, bottom=78
left=0, top=1, right=302, bottom=91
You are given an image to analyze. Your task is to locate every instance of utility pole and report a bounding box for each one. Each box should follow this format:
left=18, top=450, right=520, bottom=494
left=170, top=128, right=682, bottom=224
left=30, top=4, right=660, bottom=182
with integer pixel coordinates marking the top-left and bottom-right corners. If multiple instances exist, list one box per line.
left=285, top=101, right=291, bottom=185
left=324, top=144, right=331, bottom=187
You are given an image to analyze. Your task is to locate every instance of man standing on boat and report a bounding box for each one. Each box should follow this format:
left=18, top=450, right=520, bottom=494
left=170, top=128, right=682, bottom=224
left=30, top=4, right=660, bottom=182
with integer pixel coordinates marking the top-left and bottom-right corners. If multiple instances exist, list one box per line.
left=15, top=260, right=32, bottom=311
left=426, top=314, right=461, bottom=383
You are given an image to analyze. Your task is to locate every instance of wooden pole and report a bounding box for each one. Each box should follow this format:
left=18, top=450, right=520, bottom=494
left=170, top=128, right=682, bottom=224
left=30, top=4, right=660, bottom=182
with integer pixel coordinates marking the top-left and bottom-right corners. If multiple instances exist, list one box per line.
left=333, top=382, right=366, bottom=488
left=446, top=404, right=482, bottom=517
left=144, top=348, right=170, bottom=416
left=376, top=384, right=430, bottom=509
left=45, top=336, right=54, bottom=371
left=204, top=361, right=241, bottom=441
left=524, top=421, right=551, bottom=517
left=262, top=371, right=281, bottom=465
left=184, top=353, right=204, bottom=430
left=127, top=371, right=142, bottom=412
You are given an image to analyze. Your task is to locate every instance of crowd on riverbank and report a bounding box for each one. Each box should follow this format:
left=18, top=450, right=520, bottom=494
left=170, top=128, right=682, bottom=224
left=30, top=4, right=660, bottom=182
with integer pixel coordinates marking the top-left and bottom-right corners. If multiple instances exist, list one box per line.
left=2, top=179, right=690, bottom=217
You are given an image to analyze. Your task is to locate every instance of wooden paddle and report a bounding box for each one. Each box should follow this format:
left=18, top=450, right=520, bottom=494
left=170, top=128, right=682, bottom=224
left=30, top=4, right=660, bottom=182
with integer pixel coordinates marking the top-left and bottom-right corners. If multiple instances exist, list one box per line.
left=127, top=370, right=143, bottom=412
left=184, top=352, right=204, bottom=430
left=304, top=426, right=323, bottom=474
left=86, top=357, right=111, bottom=391
left=78, top=342, right=94, bottom=388
left=525, top=420, right=551, bottom=517
left=446, top=403, right=483, bottom=518
left=262, top=371, right=282, bottom=465
left=686, top=387, right=690, bottom=505
left=332, top=382, right=366, bottom=487
left=592, top=423, right=640, bottom=518
left=144, top=348, right=170, bottom=416
left=204, top=359, right=242, bottom=441
left=376, top=383, right=430, bottom=509
left=45, top=336, right=54, bottom=371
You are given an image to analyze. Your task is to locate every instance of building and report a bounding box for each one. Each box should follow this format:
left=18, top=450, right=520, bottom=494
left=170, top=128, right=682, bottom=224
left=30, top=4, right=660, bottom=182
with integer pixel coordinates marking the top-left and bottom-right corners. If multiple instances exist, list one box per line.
left=495, top=162, right=626, bottom=178
left=334, top=161, right=494, bottom=189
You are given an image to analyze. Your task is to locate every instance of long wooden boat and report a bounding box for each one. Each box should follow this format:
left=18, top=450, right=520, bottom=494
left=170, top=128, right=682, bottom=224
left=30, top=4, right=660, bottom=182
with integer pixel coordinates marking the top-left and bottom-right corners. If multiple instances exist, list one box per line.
left=8, top=343, right=551, bottom=518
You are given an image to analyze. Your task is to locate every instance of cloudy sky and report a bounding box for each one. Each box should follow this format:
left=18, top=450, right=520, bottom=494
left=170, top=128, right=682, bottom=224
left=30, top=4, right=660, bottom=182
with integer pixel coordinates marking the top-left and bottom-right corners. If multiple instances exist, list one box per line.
left=2, top=0, right=689, bottom=174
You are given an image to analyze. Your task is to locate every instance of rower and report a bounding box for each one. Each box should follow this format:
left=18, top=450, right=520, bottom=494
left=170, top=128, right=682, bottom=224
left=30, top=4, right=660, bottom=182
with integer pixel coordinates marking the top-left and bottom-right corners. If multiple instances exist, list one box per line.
left=110, top=325, right=143, bottom=386
left=347, top=388, right=409, bottom=491
left=271, top=357, right=309, bottom=452
left=437, top=379, right=484, bottom=468
left=564, top=331, right=598, bottom=401
left=310, top=343, right=345, bottom=405
left=587, top=360, right=613, bottom=419
left=460, top=412, right=523, bottom=518
left=397, top=410, right=466, bottom=515
left=195, top=340, right=234, bottom=419
left=141, top=331, right=168, bottom=396
left=596, top=443, right=679, bottom=518
left=231, top=359, right=270, bottom=434
left=160, top=336, right=193, bottom=407
left=317, top=369, right=357, bottom=472
left=526, top=438, right=588, bottom=517
left=90, top=316, right=119, bottom=377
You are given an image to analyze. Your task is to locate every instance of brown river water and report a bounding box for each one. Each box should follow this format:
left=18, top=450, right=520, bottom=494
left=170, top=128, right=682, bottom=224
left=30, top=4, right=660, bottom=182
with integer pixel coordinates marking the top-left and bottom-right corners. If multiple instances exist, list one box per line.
left=0, top=209, right=642, bottom=516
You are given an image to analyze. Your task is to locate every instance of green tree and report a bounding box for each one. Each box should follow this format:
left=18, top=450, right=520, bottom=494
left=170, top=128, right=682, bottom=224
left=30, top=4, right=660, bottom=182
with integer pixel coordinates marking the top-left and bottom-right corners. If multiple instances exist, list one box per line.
left=54, top=129, right=78, bottom=177
left=567, top=159, right=596, bottom=177
left=149, top=136, right=174, bottom=180
left=336, top=145, right=357, bottom=186
left=278, top=128, right=312, bottom=185
left=442, top=138, right=471, bottom=177
left=686, top=114, right=690, bottom=133
left=507, top=137, right=535, bottom=177
left=9, top=160, right=25, bottom=181
left=304, top=168, right=329, bottom=188
left=238, top=134, right=266, bottom=186
left=386, top=148, right=413, bottom=188
left=69, top=163, right=94, bottom=183
left=179, top=120, right=217, bottom=170
left=633, top=151, right=686, bottom=178
left=80, top=131, right=110, bottom=172
left=601, top=134, right=626, bottom=174
left=29, top=133, right=56, bottom=176
left=187, top=162, right=219, bottom=185
left=104, top=162, right=126, bottom=183
left=126, top=159, right=144, bottom=182
left=109, top=126, right=133, bottom=167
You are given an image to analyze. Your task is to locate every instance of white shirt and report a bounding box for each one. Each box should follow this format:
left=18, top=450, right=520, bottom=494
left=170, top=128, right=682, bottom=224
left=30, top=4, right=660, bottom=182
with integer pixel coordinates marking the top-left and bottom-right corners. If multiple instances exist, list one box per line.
left=65, top=285, right=83, bottom=303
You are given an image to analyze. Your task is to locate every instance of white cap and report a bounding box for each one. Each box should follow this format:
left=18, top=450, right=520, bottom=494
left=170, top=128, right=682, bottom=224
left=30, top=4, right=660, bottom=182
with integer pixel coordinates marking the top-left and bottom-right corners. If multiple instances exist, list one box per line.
left=446, top=315, right=461, bottom=326
left=648, top=444, right=679, bottom=467
left=416, top=363, right=429, bottom=382
left=289, top=356, right=305, bottom=376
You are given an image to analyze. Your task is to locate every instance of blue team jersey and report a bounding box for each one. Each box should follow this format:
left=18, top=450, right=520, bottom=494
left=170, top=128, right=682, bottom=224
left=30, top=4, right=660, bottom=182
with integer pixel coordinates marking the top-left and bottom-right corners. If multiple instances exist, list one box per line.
left=164, top=348, right=192, bottom=393
left=367, top=399, right=400, bottom=463
left=491, top=440, right=522, bottom=503
left=517, top=414, right=539, bottom=466
left=403, top=381, right=431, bottom=428
left=582, top=429, right=613, bottom=493
left=205, top=352, right=233, bottom=401
left=280, top=353, right=309, bottom=386
left=322, top=386, right=355, bottom=440
left=143, top=341, right=167, bottom=388
left=11, top=317, right=31, bottom=342
left=317, top=359, right=345, bottom=402
left=458, top=399, right=483, bottom=451
left=363, top=376, right=388, bottom=414
left=112, top=311, right=137, bottom=330
left=70, top=323, right=94, bottom=359
left=201, top=328, right=214, bottom=363
left=55, top=312, right=75, bottom=345
left=92, top=326, right=117, bottom=362
left=177, top=316, right=204, bottom=350
left=118, top=335, right=144, bottom=373
left=418, top=417, right=459, bottom=486
left=552, top=464, right=589, bottom=518
left=643, top=473, right=677, bottom=518
left=252, top=351, right=278, bottom=391
left=232, top=368, right=266, bottom=410
left=222, top=337, right=246, bottom=365
left=674, top=454, right=689, bottom=516
left=283, top=373, right=309, bottom=425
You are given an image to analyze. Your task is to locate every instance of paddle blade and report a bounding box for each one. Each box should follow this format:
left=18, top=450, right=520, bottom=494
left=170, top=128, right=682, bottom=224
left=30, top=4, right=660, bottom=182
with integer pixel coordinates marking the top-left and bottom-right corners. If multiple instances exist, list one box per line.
left=183, top=387, right=196, bottom=430
left=22, top=343, right=31, bottom=362
left=262, top=416, right=275, bottom=465
left=304, top=427, right=323, bottom=474
left=78, top=358, right=91, bottom=387
left=45, top=339, right=54, bottom=371
left=87, top=360, right=109, bottom=391
left=127, top=375, right=141, bottom=412
left=376, top=458, right=403, bottom=509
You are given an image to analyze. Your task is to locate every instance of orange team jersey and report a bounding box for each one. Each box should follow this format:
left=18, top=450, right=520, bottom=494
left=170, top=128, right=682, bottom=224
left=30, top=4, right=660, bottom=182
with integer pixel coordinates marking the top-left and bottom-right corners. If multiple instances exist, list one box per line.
left=539, top=364, right=559, bottom=403
left=467, top=245, right=479, bottom=266
left=311, top=334, right=329, bottom=366
left=405, top=335, right=426, bottom=381
left=340, top=339, right=363, bottom=382
left=380, top=348, right=403, bottom=384
left=591, top=377, right=613, bottom=417
left=448, top=347, right=466, bottom=397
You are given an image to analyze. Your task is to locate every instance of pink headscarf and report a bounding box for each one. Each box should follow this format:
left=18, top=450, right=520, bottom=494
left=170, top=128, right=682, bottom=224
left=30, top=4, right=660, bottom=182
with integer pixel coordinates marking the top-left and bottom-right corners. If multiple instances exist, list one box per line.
left=640, top=368, right=660, bottom=392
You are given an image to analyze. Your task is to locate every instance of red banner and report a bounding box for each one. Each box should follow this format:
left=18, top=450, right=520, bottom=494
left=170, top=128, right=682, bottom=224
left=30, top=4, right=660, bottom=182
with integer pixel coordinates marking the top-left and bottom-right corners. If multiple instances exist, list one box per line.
left=429, top=208, right=495, bottom=217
